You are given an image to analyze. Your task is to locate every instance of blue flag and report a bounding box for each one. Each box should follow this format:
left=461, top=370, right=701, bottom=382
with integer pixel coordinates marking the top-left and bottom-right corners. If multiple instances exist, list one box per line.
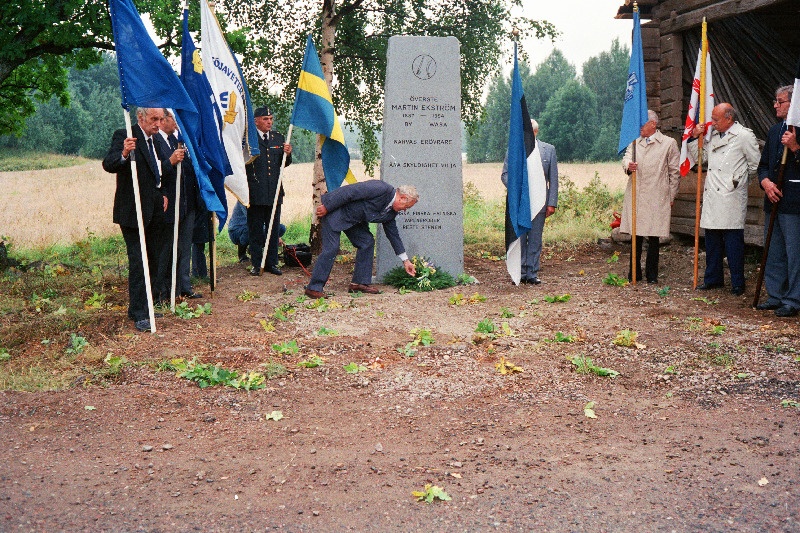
left=618, top=8, right=648, bottom=155
left=109, top=0, right=196, bottom=115
left=291, top=35, right=356, bottom=191
left=179, top=8, right=231, bottom=229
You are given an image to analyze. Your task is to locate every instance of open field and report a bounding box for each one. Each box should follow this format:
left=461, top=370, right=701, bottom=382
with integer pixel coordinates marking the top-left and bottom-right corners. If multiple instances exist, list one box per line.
left=1, top=160, right=625, bottom=249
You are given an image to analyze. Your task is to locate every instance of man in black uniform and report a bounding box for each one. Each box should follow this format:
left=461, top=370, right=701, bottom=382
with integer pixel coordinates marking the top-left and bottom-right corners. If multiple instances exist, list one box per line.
left=245, top=106, right=293, bottom=276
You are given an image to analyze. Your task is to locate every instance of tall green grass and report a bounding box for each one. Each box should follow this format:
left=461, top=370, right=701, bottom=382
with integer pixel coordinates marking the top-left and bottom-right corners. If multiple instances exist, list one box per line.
left=0, top=148, right=92, bottom=172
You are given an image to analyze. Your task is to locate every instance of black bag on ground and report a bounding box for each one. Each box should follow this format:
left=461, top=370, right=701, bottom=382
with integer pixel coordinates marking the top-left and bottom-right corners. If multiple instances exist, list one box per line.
left=283, top=243, right=312, bottom=267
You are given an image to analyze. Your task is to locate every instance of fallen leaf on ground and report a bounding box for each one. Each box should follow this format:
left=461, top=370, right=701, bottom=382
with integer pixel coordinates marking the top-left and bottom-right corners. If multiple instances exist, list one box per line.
left=584, top=401, right=597, bottom=419
left=264, top=411, right=283, bottom=421
left=758, top=477, right=769, bottom=487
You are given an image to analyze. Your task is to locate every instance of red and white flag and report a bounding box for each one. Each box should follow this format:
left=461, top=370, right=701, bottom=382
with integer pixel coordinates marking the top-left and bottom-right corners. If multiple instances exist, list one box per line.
left=679, top=48, right=714, bottom=176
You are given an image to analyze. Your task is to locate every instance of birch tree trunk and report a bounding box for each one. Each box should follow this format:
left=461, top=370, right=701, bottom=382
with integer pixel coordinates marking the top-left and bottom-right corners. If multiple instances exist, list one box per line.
left=309, top=0, right=339, bottom=254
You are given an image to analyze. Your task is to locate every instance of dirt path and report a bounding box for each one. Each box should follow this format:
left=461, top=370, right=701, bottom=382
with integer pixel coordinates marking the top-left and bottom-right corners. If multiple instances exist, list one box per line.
left=1, top=243, right=798, bottom=531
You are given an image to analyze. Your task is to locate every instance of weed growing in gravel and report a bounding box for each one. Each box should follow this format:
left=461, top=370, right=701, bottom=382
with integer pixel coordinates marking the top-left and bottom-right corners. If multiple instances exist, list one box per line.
left=612, top=329, right=638, bottom=347
left=165, top=358, right=266, bottom=390
left=657, top=286, right=670, bottom=297
left=316, top=327, right=337, bottom=336
left=65, top=333, right=88, bottom=355
left=412, top=484, right=451, bottom=504
left=780, top=399, right=799, bottom=409
left=475, top=318, right=497, bottom=336
left=547, top=332, right=575, bottom=343
left=570, top=354, right=619, bottom=378
left=691, top=296, right=718, bottom=305
left=399, top=328, right=434, bottom=357
left=500, top=307, right=515, bottom=318
left=272, top=340, right=299, bottom=356
left=273, top=303, right=295, bottom=321
left=708, top=324, right=726, bottom=336
left=297, top=355, right=324, bottom=368
left=237, top=290, right=259, bottom=302
left=0, top=348, right=10, bottom=362
left=606, top=251, right=620, bottom=263
left=603, top=273, right=628, bottom=286
left=343, top=362, right=367, bottom=374
left=664, top=365, right=678, bottom=375
left=174, top=302, right=211, bottom=319
left=543, top=294, right=571, bottom=303
left=261, top=360, right=288, bottom=379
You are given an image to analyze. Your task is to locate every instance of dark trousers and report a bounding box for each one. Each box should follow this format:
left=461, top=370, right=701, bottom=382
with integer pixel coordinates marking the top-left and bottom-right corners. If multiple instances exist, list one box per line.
left=121, top=221, right=163, bottom=322
left=308, top=219, right=374, bottom=291
left=154, top=223, right=174, bottom=301
left=628, top=236, right=660, bottom=282
left=191, top=243, right=207, bottom=279
left=704, top=228, right=745, bottom=289
left=247, top=203, right=282, bottom=269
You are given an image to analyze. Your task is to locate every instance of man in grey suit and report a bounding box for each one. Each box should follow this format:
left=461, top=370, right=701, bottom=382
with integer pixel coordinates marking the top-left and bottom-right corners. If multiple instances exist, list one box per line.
left=501, top=119, right=559, bottom=284
left=304, top=180, right=419, bottom=299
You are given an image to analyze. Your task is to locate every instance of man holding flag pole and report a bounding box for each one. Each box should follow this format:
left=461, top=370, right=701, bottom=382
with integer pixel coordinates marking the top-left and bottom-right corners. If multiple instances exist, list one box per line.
left=106, top=0, right=200, bottom=332
left=617, top=2, right=649, bottom=286
left=754, top=78, right=800, bottom=317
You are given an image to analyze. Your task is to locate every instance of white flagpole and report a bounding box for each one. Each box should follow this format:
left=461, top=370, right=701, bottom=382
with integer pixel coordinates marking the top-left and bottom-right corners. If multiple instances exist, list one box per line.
left=259, top=125, right=294, bottom=273
left=124, top=111, right=157, bottom=333
left=170, top=151, right=182, bottom=311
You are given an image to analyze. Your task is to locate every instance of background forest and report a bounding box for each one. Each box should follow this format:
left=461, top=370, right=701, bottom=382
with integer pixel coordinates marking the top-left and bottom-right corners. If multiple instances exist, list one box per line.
left=0, top=39, right=628, bottom=164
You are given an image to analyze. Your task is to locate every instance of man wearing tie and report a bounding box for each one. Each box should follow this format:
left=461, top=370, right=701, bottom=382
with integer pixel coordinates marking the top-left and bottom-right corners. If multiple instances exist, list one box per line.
left=756, top=85, right=800, bottom=317
left=245, top=107, right=292, bottom=276
left=102, top=107, right=184, bottom=332
left=157, top=109, right=203, bottom=302
left=304, top=180, right=419, bottom=299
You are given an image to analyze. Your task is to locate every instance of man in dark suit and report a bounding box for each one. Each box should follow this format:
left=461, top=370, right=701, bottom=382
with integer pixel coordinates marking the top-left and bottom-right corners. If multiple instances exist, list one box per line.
left=756, top=85, right=800, bottom=317
left=245, top=106, right=292, bottom=276
left=156, top=109, right=203, bottom=302
left=102, top=107, right=184, bottom=332
left=304, top=180, right=419, bottom=299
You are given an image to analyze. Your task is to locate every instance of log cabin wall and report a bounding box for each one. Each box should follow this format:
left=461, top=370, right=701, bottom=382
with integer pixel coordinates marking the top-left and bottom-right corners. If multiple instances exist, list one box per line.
left=616, top=0, right=800, bottom=246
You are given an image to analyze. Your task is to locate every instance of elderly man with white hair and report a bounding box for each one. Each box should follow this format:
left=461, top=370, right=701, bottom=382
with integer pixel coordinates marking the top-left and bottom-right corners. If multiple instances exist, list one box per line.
left=621, top=109, right=681, bottom=284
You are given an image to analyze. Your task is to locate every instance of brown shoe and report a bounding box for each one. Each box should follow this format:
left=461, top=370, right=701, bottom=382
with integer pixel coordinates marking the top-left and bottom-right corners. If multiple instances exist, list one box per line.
left=304, top=287, right=328, bottom=299
left=348, top=283, right=380, bottom=294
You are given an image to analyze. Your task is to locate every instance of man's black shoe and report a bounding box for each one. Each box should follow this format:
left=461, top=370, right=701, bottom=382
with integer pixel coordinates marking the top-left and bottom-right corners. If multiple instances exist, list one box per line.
left=730, top=286, right=745, bottom=296
left=266, top=265, right=282, bottom=276
left=697, top=283, right=723, bottom=290
left=647, top=279, right=658, bottom=284
left=135, top=319, right=151, bottom=332
left=775, top=305, right=799, bottom=318
left=249, top=267, right=260, bottom=276
left=756, top=301, right=781, bottom=311
left=181, top=292, right=203, bottom=299
left=527, top=276, right=542, bottom=285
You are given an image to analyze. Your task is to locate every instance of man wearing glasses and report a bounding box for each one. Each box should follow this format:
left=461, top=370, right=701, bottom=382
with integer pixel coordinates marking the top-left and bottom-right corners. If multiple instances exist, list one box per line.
left=756, top=86, right=800, bottom=317
left=304, top=181, right=419, bottom=298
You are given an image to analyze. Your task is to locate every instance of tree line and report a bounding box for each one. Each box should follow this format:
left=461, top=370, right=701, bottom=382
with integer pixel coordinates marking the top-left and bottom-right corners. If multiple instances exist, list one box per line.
left=467, top=39, right=630, bottom=163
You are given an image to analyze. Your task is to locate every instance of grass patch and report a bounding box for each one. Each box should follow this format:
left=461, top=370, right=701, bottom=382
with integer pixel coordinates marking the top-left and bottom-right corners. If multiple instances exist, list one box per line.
left=0, top=148, right=93, bottom=172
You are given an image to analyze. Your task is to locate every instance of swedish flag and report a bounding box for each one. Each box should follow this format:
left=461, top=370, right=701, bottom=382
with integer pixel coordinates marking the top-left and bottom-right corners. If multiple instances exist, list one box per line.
left=291, top=35, right=356, bottom=191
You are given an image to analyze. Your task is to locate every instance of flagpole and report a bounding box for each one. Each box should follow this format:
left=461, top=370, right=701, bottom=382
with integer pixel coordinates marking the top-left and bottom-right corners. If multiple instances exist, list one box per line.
left=692, top=18, right=708, bottom=290
left=631, top=142, right=637, bottom=285
left=170, top=117, right=182, bottom=311
left=124, top=110, right=157, bottom=333
left=259, top=125, right=294, bottom=273
left=210, top=213, right=217, bottom=293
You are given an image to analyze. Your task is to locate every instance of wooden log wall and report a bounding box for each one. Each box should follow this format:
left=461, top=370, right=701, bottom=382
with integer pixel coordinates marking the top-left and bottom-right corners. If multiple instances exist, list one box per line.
left=618, top=0, right=799, bottom=246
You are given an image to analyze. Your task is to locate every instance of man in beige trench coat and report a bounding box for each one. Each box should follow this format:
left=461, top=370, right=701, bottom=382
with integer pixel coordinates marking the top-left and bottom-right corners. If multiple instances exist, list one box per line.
left=621, top=110, right=680, bottom=283
left=688, top=103, right=760, bottom=295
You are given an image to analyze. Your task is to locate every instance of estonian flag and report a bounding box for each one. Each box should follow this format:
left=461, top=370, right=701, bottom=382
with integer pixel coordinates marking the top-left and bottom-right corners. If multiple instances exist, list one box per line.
left=291, top=35, right=356, bottom=192
left=178, top=7, right=231, bottom=229
left=617, top=7, right=648, bottom=155
left=505, top=42, right=546, bottom=286
left=787, top=57, right=800, bottom=128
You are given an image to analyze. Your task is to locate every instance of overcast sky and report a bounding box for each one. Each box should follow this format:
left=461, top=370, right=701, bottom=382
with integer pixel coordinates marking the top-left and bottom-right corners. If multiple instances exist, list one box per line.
left=514, top=0, right=632, bottom=74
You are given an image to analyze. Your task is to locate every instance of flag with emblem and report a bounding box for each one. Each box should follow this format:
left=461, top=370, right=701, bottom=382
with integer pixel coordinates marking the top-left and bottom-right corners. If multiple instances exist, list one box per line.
left=679, top=43, right=714, bottom=176
left=618, top=7, right=648, bottom=155
left=179, top=6, right=231, bottom=228
left=290, top=35, right=356, bottom=192
left=200, top=0, right=254, bottom=206
left=505, top=42, right=546, bottom=286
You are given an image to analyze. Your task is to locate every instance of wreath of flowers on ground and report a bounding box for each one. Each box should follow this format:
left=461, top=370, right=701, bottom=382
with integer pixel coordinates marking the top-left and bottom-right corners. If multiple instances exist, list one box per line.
left=383, top=255, right=456, bottom=292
